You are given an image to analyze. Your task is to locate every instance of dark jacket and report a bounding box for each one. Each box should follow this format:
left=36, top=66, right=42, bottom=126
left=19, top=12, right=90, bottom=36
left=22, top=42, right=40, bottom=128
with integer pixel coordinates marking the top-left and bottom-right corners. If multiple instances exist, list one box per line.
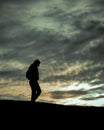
left=28, top=63, right=39, bottom=81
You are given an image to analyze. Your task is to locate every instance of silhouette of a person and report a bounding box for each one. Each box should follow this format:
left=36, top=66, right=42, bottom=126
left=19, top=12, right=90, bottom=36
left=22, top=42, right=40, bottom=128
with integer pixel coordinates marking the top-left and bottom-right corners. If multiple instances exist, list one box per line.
left=28, top=59, right=41, bottom=102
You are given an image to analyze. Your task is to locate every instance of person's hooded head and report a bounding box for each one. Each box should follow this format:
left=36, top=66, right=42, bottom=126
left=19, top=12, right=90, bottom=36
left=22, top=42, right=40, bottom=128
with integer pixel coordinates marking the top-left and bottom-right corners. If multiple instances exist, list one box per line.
left=33, top=59, right=40, bottom=67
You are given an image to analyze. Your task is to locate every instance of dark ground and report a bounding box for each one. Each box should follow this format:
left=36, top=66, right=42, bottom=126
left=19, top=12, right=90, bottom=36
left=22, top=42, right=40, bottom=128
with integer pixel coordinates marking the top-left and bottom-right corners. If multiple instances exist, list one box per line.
left=0, top=100, right=104, bottom=128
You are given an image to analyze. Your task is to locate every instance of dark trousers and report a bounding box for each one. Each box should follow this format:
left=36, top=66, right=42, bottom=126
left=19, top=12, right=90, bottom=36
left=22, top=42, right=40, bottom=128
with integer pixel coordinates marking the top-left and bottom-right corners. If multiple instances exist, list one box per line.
left=29, top=80, right=41, bottom=102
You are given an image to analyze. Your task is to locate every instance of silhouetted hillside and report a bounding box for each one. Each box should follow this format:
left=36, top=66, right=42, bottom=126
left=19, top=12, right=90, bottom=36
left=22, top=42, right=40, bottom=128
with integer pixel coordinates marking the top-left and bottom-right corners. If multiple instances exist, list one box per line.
left=0, top=100, right=104, bottom=115
left=0, top=100, right=104, bottom=128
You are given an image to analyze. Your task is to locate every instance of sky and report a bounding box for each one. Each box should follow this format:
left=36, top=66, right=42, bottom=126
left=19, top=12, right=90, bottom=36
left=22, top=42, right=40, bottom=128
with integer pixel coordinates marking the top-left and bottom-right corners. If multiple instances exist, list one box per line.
left=0, top=0, right=104, bottom=106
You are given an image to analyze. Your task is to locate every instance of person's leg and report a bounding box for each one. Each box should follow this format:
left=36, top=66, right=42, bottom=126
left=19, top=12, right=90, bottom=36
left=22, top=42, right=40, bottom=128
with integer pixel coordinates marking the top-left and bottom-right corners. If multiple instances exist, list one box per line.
left=34, top=82, right=41, bottom=101
left=31, top=87, right=36, bottom=102
left=29, top=80, right=37, bottom=102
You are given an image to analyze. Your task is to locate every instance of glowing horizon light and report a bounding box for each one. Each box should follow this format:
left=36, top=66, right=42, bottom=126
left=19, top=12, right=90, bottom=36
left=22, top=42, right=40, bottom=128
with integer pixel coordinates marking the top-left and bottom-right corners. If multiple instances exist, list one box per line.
left=58, top=97, right=104, bottom=107
left=59, top=81, right=104, bottom=91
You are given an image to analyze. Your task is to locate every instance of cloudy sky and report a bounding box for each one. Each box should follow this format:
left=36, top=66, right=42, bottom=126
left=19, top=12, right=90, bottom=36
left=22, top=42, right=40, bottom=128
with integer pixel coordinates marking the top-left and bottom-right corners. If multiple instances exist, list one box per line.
left=0, top=0, right=104, bottom=106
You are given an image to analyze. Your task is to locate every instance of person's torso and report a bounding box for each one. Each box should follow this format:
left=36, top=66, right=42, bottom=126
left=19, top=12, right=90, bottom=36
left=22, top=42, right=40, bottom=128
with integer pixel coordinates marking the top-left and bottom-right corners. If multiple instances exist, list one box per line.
left=29, top=65, right=39, bottom=80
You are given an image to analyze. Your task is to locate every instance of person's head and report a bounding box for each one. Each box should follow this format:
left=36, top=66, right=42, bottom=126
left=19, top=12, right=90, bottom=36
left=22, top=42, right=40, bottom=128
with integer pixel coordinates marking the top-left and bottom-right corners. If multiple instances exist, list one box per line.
left=34, top=59, right=40, bottom=67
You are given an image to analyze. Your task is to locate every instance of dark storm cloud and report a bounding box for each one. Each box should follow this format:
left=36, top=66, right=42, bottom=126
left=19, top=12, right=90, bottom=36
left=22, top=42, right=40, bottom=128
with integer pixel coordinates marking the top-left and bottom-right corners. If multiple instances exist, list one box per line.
left=0, top=27, right=68, bottom=82
left=51, top=89, right=88, bottom=99
left=0, top=0, right=104, bottom=87
left=64, top=0, right=104, bottom=6
left=0, top=28, right=64, bottom=61
left=0, top=0, right=32, bottom=5
left=0, top=68, right=25, bottom=81
left=50, top=84, right=104, bottom=101
left=81, top=95, right=104, bottom=101
left=0, top=93, right=25, bottom=100
left=81, top=85, right=104, bottom=100
left=93, top=0, right=104, bottom=5
left=41, top=1, right=104, bottom=62
left=63, top=0, right=81, bottom=7
left=43, top=61, right=104, bottom=85
left=43, top=6, right=65, bottom=18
